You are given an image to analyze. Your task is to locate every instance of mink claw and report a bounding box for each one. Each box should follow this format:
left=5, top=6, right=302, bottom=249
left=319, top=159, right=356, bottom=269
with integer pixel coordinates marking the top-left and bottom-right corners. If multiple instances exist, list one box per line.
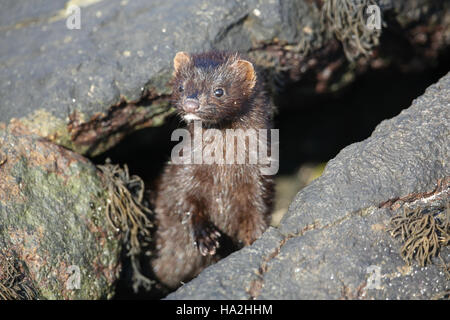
left=199, top=242, right=216, bottom=256
left=194, top=224, right=221, bottom=256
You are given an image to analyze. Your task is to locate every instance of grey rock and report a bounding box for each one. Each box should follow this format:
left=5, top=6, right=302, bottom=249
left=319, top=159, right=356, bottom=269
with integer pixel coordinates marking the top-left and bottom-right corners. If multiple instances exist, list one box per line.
left=0, top=0, right=322, bottom=156
left=0, top=0, right=317, bottom=122
left=167, top=71, right=450, bottom=299
left=1, top=0, right=447, bottom=156
left=0, top=125, right=122, bottom=299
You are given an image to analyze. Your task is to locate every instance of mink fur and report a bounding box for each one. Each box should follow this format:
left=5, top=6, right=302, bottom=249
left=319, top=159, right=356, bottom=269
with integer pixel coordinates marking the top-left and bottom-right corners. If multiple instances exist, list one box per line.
left=150, top=51, right=274, bottom=289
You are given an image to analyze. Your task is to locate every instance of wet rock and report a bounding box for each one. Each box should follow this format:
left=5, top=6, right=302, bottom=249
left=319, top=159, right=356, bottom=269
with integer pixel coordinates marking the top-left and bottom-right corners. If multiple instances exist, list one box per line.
left=1, top=0, right=448, bottom=156
left=167, top=71, right=450, bottom=299
left=0, top=125, right=122, bottom=299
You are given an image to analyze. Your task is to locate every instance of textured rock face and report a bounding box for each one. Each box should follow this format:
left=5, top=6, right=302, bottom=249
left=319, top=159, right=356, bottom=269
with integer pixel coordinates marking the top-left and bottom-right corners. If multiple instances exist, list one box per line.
left=0, top=125, right=122, bottom=299
left=1, top=0, right=448, bottom=156
left=167, top=72, right=450, bottom=300
left=0, top=0, right=318, bottom=156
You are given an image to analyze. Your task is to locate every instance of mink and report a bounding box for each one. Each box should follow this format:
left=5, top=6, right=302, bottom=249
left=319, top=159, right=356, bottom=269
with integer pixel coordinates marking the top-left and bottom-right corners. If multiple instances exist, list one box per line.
left=150, top=51, right=274, bottom=289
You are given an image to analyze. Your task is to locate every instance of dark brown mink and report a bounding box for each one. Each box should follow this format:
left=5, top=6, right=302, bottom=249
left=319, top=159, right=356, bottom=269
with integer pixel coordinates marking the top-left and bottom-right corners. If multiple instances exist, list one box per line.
left=150, top=51, right=274, bottom=289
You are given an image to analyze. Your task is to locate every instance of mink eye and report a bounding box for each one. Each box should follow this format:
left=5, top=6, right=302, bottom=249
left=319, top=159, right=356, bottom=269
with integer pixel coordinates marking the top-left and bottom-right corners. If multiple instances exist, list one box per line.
left=214, top=88, right=224, bottom=97
left=178, top=85, right=184, bottom=93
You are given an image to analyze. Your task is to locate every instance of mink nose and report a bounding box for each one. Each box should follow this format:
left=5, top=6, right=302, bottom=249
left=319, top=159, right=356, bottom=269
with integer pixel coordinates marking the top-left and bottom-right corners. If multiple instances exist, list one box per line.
left=183, top=99, right=200, bottom=113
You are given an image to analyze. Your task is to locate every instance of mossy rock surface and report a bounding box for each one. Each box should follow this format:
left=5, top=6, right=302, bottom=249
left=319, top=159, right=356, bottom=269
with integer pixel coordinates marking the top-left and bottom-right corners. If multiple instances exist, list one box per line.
left=0, top=126, right=122, bottom=299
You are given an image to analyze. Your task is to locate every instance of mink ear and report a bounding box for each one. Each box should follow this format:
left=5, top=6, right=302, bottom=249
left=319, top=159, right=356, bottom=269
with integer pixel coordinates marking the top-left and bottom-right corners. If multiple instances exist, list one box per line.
left=173, top=51, right=191, bottom=73
left=232, top=59, right=256, bottom=90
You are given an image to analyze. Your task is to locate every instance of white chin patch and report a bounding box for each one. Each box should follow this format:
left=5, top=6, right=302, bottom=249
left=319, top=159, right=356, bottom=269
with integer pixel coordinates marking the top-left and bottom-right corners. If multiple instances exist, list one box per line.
left=183, top=114, right=202, bottom=122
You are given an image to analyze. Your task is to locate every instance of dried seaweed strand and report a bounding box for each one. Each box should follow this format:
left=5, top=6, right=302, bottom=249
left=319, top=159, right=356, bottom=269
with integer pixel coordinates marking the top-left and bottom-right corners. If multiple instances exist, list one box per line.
left=97, top=161, right=154, bottom=291
left=0, top=253, right=37, bottom=300
left=387, top=203, right=449, bottom=269
left=321, top=0, right=381, bottom=61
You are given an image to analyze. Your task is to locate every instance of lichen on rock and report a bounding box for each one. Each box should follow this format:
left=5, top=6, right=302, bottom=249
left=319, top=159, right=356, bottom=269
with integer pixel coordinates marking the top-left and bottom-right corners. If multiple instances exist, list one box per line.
left=0, top=125, right=122, bottom=299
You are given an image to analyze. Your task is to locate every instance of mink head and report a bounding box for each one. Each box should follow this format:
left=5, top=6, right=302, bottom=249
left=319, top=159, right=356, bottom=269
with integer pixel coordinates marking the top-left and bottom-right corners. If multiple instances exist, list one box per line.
left=171, top=51, right=257, bottom=125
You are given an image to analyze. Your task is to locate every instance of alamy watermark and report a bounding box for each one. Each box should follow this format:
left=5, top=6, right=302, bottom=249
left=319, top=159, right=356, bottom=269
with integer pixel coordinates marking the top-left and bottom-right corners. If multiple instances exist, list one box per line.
left=65, top=265, right=81, bottom=290
left=366, top=4, right=381, bottom=30
left=170, top=121, right=279, bottom=175
left=366, top=265, right=382, bottom=289
left=66, top=5, right=81, bottom=30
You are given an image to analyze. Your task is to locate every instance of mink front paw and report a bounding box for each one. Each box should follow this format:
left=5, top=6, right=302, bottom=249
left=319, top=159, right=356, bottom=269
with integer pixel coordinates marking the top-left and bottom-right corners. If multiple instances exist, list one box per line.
left=193, top=223, right=221, bottom=256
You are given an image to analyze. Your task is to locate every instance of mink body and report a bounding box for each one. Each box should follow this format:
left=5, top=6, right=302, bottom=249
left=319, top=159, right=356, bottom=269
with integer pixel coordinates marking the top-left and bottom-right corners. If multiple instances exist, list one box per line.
left=151, top=51, right=274, bottom=289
